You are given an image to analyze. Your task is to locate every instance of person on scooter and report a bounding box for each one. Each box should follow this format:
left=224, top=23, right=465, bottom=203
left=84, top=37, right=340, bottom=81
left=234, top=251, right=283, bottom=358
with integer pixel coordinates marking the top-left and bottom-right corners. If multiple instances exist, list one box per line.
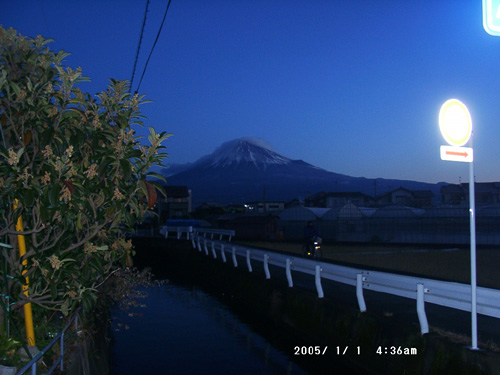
left=303, top=221, right=319, bottom=256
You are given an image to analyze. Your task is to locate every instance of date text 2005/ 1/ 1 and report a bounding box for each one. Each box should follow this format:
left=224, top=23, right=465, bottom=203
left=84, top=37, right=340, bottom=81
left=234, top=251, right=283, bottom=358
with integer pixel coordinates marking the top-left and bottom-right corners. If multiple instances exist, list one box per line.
left=294, top=346, right=362, bottom=356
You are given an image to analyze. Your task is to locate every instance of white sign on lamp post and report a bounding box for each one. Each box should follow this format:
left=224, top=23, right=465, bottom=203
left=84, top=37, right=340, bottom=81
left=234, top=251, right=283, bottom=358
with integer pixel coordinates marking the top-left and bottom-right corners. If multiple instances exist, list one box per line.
left=483, top=0, right=500, bottom=36
left=438, top=98, right=478, bottom=350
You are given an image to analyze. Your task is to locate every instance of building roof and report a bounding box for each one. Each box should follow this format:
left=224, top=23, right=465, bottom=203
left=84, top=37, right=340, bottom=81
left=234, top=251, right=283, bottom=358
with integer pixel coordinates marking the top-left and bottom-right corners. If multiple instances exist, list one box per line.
left=279, top=206, right=330, bottom=221
left=325, top=191, right=373, bottom=198
left=375, top=187, right=413, bottom=200
left=306, top=207, right=331, bottom=218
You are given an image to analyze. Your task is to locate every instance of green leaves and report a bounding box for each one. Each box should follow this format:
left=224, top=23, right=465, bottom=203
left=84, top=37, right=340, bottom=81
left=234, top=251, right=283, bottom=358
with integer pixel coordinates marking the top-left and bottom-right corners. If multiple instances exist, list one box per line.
left=21, top=188, right=35, bottom=207
left=119, top=158, right=132, bottom=180
left=0, top=27, right=169, bottom=316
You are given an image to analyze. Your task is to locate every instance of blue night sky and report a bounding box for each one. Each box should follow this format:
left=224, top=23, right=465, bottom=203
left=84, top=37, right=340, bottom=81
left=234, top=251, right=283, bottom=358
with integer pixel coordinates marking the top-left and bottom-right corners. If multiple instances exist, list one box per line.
left=3, top=1, right=500, bottom=185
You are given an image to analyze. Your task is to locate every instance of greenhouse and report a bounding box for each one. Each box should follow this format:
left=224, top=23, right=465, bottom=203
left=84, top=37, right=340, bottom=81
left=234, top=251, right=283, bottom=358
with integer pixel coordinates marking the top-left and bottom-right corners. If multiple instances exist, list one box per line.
left=327, top=203, right=376, bottom=242
left=420, top=206, right=469, bottom=245
left=275, top=203, right=500, bottom=245
left=278, top=207, right=330, bottom=240
left=476, top=204, right=500, bottom=245
left=368, top=205, right=424, bottom=243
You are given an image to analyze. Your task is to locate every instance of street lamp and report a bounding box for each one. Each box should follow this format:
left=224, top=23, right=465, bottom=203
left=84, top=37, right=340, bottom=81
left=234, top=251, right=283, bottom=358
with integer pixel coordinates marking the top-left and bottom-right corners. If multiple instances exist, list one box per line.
left=438, top=98, right=478, bottom=350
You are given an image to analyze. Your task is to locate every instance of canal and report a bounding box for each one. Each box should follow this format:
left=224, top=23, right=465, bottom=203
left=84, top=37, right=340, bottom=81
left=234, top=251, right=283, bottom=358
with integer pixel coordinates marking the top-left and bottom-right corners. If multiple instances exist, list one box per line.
left=110, top=282, right=310, bottom=374
left=109, top=237, right=362, bottom=375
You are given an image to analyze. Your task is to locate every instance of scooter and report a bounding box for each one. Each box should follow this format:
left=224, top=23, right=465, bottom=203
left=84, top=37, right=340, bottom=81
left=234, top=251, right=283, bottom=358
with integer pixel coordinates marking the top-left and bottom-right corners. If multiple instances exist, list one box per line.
left=303, top=236, right=322, bottom=259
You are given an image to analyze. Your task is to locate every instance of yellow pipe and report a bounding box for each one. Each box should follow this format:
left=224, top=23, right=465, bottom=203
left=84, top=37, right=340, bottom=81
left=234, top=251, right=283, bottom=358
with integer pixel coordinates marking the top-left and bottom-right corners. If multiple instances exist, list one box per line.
left=14, top=200, right=36, bottom=346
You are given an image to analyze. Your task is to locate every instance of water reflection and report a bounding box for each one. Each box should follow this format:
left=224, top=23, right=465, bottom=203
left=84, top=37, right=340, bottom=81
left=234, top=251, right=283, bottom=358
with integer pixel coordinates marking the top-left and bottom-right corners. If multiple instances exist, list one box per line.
left=110, top=283, right=309, bottom=375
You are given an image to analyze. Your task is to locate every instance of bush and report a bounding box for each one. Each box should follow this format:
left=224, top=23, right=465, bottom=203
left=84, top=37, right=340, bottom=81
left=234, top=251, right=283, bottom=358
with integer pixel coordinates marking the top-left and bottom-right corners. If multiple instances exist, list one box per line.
left=0, top=26, right=171, bottom=317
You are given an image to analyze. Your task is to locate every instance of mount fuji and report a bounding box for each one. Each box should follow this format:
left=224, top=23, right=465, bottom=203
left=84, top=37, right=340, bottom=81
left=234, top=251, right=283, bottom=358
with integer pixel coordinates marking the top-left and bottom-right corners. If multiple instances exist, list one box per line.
left=163, top=138, right=443, bottom=205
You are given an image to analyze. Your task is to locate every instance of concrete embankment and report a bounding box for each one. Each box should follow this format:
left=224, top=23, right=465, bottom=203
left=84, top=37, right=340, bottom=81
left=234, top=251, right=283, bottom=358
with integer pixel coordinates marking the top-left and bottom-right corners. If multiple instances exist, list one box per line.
left=66, top=303, right=111, bottom=375
left=133, top=237, right=500, bottom=375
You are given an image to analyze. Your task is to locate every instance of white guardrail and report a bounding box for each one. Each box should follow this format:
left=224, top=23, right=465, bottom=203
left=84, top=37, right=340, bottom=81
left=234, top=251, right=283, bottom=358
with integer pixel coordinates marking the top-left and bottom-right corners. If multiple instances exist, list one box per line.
left=165, top=226, right=500, bottom=335
left=160, top=226, right=235, bottom=241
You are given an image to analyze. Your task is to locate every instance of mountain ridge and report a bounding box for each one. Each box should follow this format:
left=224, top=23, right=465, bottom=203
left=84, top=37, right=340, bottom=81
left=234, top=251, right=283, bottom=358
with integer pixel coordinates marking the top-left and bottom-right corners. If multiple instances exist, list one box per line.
left=163, top=138, right=446, bottom=205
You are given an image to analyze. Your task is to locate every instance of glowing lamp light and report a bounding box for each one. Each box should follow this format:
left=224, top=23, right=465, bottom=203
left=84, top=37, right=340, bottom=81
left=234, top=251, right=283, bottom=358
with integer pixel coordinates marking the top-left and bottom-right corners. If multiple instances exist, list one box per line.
left=438, top=99, right=472, bottom=146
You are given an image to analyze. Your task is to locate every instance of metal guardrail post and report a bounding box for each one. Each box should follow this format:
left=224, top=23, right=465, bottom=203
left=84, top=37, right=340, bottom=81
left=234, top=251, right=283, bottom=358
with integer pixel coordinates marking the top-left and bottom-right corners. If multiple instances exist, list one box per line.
left=286, top=259, right=293, bottom=287
left=356, top=273, right=367, bottom=312
left=191, top=234, right=195, bottom=248
left=246, top=250, right=252, bottom=272
left=232, top=246, right=238, bottom=267
left=263, top=254, right=271, bottom=279
left=220, top=244, right=226, bottom=263
left=417, top=283, right=429, bottom=334
left=211, top=242, right=217, bottom=259
left=192, top=228, right=235, bottom=242
left=203, top=239, right=209, bottom=255
left=315, top=265, right=324, bottom=298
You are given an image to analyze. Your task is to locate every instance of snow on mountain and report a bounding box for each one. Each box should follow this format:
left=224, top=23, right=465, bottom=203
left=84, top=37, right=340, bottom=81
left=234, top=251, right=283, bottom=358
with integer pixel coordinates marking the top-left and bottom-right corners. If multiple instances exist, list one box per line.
left=193, top=137, right=292, bottom=169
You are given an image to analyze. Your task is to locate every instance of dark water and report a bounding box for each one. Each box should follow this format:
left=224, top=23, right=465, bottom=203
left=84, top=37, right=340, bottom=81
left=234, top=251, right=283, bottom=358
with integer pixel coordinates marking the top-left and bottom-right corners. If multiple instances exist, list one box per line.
left=110, top=282, right=310, bottom=375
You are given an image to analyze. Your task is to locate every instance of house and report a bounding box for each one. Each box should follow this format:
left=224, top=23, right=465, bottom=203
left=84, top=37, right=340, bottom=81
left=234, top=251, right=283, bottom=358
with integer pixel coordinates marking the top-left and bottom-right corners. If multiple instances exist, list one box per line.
left=440, top=184, right=465, bottom=205
left=375, top=187, right=433, bottom=207
left=225, top=204, right=246, bottom=214
left=304, top=192, right=328, bottom=207
left=285, top=198, right=304, bottom=208
left=326, top=192, right=374, bottom=208
left=157, top=185, right=192, bottom=222
left=441, top=182, right=500, bottom=206
left=305, top=191, right=374, bottom=208
left=411, top=190, right=434, bottom=208
left=244, top=201, right=285, bottom=214
left=461, top=182, right=500, bottom=205
left=376, top=187, right=414, bottom=206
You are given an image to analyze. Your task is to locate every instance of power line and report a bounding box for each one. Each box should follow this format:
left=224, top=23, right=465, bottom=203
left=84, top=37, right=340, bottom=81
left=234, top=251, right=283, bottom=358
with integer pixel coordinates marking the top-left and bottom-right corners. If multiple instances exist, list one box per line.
left=130, top=0, right=150, bottom=90
left=135, top=0, right=173, bottom=93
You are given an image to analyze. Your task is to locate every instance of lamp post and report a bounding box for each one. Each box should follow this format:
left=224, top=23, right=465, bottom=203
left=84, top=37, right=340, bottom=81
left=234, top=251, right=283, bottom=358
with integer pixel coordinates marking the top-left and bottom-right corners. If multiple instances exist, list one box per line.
left=438, top=98, right=478, bottom=350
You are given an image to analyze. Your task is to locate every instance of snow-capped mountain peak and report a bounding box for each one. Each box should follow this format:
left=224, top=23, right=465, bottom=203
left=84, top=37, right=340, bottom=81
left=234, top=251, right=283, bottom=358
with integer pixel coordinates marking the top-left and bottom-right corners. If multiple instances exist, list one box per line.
left=198, top=137, right=291, bottom=168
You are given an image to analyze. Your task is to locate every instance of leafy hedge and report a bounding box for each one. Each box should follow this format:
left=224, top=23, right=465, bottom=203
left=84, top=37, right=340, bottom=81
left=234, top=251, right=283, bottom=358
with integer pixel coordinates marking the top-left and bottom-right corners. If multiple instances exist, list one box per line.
left=0, top=26, right=170, bottom=315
